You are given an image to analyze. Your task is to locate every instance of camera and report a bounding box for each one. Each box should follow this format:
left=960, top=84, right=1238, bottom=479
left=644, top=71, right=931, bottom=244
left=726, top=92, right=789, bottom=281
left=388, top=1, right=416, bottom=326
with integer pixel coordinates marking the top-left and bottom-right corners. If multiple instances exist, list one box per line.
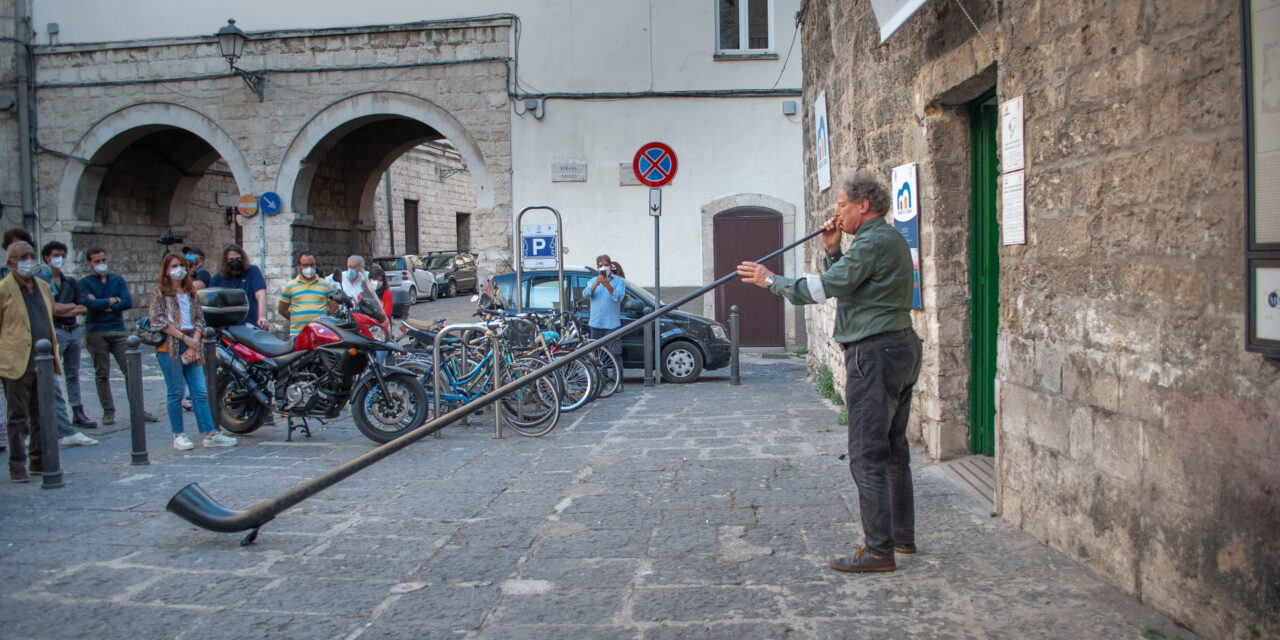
left=157, top=233, right=183, bottom=246
left=599, top=267, right=609, bottom=277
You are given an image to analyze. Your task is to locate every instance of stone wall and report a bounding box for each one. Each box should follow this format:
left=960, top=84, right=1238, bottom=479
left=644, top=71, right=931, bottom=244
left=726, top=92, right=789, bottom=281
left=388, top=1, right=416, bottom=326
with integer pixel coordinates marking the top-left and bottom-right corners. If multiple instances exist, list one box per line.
left=371, top=143, right=478, bottom=258
left=0, top=0, right=24, bottom=235
left=799, top=1, right=1278, bottom=637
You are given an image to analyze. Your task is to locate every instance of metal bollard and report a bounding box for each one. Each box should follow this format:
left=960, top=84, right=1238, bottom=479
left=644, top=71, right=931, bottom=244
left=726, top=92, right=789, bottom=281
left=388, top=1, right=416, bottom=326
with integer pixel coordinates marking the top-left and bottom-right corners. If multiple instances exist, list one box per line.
left=491, top=331, right=503, bottom=439
left=126, top=335, right=149, bottom=465
left=729, top=305, right=741, bottom=386
left=643, top=319, right=655, bottom=387
left=34, top=339, right=64, bottom=489
left=203, top=328, right=220, bottom=430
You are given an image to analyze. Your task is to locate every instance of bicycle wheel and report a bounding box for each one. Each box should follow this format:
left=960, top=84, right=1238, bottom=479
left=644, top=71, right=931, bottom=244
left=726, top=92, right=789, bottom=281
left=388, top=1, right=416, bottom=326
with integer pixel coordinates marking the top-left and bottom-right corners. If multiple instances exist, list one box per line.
left=594, top=346, right=623, bottom=398
left=498, top=358, right=560, bottom=436
left=556, top=357, right=596, bottom=412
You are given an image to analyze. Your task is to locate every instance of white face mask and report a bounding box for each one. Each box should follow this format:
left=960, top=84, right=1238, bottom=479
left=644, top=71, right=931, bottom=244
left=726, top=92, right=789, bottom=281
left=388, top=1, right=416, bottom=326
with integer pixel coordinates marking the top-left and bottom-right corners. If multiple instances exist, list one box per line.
left=15, top=259, right=37, bottom=278
left=301, top=266, right=316, bottom=279
left=169, top=267, right=187, bottom=281
left=599, top=265, right=611, bottom=276
left=373, top=280, right=383, bottom=291
left=49, top=256, right=65, bottom=270
left=93, top=262, right=109, bottom=275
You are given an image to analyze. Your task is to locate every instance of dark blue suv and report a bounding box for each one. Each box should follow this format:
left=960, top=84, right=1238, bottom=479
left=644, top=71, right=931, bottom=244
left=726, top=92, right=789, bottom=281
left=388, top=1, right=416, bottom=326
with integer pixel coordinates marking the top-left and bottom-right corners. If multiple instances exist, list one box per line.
left=490, top=267, right=732, bottom=383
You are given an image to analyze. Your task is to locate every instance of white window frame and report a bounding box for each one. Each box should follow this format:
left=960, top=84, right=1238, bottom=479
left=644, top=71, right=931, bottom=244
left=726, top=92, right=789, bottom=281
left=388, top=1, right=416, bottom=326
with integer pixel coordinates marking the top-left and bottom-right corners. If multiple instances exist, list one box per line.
left=715, top=0, right=774, bottom=55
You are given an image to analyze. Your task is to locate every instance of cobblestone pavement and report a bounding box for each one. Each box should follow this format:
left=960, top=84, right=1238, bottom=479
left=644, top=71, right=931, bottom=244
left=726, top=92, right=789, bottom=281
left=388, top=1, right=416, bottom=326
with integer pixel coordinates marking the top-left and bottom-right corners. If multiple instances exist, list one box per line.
left=0, top=347, right=1198, bottom=639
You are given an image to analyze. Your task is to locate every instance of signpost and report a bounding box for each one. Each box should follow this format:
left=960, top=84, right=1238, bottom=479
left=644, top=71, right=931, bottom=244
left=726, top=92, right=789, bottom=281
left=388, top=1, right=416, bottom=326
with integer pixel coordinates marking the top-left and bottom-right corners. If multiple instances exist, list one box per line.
left=633, top=142, right=678, bottom=385
left=258, top=191, right=282, bottom=215
left=236, top=194, right=259, bottom=217
left=521, top=223, right=558, bottom=270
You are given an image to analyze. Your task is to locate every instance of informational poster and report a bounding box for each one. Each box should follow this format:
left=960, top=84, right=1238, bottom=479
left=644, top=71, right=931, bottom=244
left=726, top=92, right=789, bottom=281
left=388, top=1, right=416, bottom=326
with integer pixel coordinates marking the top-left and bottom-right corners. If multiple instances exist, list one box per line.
left=891, top=163, right=922, bottom=310
left=1252, top=0, right=1280, bottom=244
left=1257, top=265, right=1280, bottom=341
left=1001, top=96, right=1025, bottom=173
left=815, top=92, right=831, bottom=192
left=1001, top=170, right=1026, bottom=245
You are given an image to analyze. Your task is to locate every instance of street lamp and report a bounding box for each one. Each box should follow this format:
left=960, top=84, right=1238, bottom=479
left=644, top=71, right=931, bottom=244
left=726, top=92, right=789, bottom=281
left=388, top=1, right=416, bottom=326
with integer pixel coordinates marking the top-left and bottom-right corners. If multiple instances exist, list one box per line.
left=215, top=19, right=265, bottom=102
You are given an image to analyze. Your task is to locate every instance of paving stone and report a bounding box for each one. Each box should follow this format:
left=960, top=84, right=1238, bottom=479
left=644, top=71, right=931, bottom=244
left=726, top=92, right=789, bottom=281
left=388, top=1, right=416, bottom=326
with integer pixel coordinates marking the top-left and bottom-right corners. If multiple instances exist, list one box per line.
left=631, top=585, right=783, bottom=622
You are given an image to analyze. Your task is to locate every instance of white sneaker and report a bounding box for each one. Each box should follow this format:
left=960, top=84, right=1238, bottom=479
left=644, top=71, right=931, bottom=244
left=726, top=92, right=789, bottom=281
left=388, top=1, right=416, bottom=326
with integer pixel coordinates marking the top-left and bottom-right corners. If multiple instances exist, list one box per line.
left=173, top=434, right=194, bottom=451
left=59, top=432, right=99, bottom=446
left=202, top=432, right=237, bottom=448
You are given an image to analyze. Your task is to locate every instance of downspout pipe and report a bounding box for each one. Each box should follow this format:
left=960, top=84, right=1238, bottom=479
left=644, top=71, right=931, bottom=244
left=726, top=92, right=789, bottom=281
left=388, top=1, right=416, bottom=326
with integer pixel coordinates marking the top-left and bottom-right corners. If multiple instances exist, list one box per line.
left=16, top=0, right=36, bottom=239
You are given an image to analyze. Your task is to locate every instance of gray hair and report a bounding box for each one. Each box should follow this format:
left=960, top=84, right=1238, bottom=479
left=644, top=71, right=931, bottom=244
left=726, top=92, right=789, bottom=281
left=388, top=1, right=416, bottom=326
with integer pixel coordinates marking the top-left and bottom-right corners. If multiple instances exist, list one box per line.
left=838, top=171, right=891, bottom=215
left=347, top=255, right=365, bottom=269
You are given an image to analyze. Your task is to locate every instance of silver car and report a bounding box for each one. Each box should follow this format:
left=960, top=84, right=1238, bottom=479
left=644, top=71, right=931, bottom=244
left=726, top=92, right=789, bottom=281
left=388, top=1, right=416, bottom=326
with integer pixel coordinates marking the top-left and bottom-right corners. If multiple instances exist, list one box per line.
left=373, top=255, right=438, bottom=301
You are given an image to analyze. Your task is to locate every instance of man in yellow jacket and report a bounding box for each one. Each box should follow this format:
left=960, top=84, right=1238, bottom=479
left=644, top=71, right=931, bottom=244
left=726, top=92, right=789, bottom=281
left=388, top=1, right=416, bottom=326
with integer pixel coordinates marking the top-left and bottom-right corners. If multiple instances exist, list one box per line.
left=0, top=241, right=62, bottom=483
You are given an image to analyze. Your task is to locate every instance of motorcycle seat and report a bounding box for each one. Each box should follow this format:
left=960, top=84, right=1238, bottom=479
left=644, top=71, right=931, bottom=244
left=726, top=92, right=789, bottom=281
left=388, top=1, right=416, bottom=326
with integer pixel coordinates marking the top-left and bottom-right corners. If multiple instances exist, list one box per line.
left=226, top=326, right=295, bottom=358
left=403, top=317, right=440, bottom=332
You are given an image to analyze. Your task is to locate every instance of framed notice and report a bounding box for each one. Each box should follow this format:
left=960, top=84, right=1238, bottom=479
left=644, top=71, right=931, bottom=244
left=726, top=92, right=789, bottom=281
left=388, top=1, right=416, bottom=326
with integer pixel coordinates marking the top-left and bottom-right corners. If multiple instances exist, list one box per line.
left=891, top=163, right=922, bottom=309
left=1243, top=0, right=1280, bottom=362
left=1001, top=171, right=1026, bottom=245
left=815, top=92, right=831, bottom=192
left=1000, top=96, right=1025, bottom=173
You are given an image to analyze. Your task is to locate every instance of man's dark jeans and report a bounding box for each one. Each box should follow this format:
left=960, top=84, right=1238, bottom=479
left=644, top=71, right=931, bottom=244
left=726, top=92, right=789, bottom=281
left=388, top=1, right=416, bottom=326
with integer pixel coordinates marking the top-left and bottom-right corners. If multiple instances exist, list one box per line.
left=85, top=330, right=130, bottom=413
left=4, top=372, right=43, bottom=469
left=843, top=328, right=923, bottom=557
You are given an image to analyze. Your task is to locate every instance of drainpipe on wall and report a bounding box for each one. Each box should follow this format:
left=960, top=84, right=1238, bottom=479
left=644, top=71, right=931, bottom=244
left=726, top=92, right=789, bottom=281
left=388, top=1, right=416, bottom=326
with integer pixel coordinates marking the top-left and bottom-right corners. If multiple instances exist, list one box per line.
left=15, top=0, right=37, bottom=241
left=384, top=171, right=395, bottom=255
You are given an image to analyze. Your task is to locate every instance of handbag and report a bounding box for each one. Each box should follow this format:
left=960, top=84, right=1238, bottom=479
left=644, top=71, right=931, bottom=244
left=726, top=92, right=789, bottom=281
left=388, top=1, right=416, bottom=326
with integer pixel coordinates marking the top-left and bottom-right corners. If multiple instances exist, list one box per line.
left=134, top=317, right=165, bottom=346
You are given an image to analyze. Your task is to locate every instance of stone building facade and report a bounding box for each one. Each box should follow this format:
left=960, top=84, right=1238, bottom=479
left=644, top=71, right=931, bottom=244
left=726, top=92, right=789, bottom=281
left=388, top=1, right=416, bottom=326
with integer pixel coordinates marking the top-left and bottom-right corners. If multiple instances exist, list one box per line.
left=371, top=142, right=478, bottom=260
left=799, top=1, right=1278, bottom=637
left=3, top=12, right=511, bottom=327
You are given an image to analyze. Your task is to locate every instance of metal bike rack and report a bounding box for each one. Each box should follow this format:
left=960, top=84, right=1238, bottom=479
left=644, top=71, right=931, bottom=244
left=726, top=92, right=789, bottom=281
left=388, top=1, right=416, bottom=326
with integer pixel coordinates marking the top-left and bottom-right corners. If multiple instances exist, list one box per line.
left=514, top=205, right=566, bottom=315
left=432, top=322, right=501, bottom=438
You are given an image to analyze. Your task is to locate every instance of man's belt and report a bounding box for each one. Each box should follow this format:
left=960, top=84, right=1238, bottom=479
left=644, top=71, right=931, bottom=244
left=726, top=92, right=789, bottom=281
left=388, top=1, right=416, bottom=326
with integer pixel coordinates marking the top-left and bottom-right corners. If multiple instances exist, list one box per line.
left=841, top=327, right=913, bottom=349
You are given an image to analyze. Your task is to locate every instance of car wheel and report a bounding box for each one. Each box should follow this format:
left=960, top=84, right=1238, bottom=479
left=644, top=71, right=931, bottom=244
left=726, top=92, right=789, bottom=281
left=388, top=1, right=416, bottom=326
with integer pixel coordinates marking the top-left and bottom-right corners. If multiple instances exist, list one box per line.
left=408, top=285, right=418, bottom=302
left=661, top=341, right=704, bottom=383
left=445, top=279, right=458, bottom=298
left=427, top=283, right=437, bottom=301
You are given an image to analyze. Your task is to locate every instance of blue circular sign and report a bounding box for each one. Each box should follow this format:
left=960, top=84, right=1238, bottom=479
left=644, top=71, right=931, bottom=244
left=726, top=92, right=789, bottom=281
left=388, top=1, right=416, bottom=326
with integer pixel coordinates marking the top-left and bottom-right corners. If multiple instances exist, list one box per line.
left=258, top=191, right=282, bottom=215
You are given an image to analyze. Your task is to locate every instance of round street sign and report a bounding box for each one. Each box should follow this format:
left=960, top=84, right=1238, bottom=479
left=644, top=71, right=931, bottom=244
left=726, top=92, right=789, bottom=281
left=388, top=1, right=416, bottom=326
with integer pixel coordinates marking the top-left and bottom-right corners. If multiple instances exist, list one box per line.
left=258, top=191, right=282, bottom=215
left=236, top=194, right=259, bottom=217
left=633, top=142, right=678, bottom=188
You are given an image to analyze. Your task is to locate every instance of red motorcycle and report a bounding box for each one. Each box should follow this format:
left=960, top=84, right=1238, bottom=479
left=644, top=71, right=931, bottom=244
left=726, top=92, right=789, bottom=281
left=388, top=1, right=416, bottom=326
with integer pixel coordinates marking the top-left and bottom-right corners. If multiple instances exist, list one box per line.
left=204, top=288, right=427, bottom=443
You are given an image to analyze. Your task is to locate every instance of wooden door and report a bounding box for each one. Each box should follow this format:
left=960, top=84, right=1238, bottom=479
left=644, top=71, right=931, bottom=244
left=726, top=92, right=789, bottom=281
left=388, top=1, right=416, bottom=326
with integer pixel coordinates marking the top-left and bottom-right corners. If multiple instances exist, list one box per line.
left=404, top=200, right=420, bottom=255
left=714, top=208, right=784, bottom=346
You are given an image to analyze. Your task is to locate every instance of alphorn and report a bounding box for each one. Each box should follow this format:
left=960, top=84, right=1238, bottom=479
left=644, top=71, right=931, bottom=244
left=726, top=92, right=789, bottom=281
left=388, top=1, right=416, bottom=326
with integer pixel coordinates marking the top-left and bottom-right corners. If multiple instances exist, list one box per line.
left=167, top=226, right=827, bottom=545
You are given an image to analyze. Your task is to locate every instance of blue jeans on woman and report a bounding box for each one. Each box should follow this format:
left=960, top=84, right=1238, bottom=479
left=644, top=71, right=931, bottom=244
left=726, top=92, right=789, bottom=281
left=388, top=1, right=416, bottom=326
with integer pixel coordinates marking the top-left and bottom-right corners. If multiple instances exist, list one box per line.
left=154, top=346, right=215, bottom=436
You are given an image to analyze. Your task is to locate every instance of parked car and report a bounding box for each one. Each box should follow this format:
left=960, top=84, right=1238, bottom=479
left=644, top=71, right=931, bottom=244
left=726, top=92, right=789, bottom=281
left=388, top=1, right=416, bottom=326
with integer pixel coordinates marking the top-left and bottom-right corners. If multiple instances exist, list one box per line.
left=373, top=255, right=437, bottom=301
left=490, top=267, right=732, bottom=383
left=424, top=251, right=479, bottom=298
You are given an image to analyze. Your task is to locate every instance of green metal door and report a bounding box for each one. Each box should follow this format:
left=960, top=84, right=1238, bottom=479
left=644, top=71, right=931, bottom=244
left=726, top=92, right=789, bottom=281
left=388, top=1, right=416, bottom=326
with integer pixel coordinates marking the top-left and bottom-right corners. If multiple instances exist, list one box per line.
left=968, top=90, right=999, bottom=456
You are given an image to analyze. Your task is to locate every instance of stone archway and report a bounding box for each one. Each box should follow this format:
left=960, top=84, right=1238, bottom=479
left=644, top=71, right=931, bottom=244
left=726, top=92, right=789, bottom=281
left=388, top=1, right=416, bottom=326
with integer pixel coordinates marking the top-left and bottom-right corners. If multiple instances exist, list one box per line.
left=275, top=91, right=494, bottom=215
left=56, top=103, right=253, bottom=225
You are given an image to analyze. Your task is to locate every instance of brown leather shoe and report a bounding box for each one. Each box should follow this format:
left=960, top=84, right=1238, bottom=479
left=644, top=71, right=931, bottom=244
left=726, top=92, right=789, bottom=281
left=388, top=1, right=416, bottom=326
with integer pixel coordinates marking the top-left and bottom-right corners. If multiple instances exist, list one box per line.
left=895, top=543, right=917, bottom=554
left=829, top=548, right=895, bottom=573
left=9, top=463, right=29, bottom=483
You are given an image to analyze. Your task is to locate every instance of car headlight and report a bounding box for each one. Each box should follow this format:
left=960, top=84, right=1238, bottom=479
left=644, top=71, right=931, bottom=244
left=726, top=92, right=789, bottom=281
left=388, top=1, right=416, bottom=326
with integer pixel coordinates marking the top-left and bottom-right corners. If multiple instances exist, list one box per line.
left=710, top=324, right=727, bottom=341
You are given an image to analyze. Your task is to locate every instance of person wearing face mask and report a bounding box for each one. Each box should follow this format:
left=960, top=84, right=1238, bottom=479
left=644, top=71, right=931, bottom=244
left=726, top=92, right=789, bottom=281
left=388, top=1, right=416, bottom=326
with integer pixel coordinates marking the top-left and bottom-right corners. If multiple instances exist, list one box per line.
left=367, top=265, right=394, bottom=320
left=0, top=241, right=62, bottom=482
left=182, top=246, right=211, bottom=289
left=79, top=247, right=158, bottom=426
left=329, top=255, right=372, bottom=303
left=279, top=252, right=337, bottom=337
left=584, top=253, right=626, bottom=384
left=210, top=244, right=270, bottom=330
left=39, top=242, right=99, bottom=445
left=149, top=253, right=236, bottom=451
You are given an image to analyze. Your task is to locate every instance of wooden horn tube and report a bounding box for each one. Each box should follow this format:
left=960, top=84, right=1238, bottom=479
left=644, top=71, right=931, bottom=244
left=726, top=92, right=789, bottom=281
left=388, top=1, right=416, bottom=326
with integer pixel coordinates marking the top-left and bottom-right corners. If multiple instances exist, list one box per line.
left=166, top=226, right=826, bottom=535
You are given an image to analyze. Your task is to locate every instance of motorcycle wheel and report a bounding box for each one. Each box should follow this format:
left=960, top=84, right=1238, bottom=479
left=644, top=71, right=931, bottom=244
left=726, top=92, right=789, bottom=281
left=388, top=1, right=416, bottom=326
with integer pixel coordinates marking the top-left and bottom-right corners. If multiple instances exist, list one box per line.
left=215, top=372, right=268, bottom=434
left=353, top=372, right=429, bottom=444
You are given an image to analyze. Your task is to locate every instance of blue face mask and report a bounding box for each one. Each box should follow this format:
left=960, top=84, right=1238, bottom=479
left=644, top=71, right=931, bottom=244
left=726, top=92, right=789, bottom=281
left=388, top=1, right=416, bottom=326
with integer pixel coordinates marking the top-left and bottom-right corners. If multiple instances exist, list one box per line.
left=346, top=269, right=359, bottom=281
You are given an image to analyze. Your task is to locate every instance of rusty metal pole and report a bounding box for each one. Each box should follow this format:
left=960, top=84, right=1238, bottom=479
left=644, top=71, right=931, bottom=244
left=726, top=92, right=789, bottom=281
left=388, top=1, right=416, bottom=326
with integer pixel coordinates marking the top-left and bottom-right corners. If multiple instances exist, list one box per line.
left=126, top=335, right=149, bottom=465
left=35, top=339, right=64, bottom=488
left=729, top=305, right=741, bottom=386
